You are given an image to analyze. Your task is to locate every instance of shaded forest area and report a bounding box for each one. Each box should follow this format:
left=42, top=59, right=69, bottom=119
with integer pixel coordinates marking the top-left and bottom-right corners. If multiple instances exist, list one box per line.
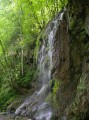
left=0, top=0, right=67, bottom=111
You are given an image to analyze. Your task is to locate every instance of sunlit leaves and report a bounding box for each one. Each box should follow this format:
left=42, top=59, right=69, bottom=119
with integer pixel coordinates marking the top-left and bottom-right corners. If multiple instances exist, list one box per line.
left=0, top=0, right=68, bottom=110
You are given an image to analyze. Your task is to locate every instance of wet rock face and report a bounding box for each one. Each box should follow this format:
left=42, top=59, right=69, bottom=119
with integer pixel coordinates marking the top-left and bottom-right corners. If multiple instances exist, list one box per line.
left=52, top=1, right=89, bottom=120
left=53, top=11, right=70, bottom=81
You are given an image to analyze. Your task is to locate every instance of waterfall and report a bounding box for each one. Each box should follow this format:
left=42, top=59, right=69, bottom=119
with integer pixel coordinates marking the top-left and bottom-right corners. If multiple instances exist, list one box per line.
left=15, top=11, right=64, bottom=120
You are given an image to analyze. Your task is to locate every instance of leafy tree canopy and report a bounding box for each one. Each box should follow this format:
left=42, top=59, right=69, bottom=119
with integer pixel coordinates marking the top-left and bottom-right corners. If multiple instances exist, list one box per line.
left=0, top=0, right=67, bottom=111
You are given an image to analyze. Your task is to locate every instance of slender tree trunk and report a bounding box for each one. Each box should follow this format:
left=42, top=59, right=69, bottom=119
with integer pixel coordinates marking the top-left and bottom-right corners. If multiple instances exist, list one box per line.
left=19, top=5, right=24, bottom=76
left=21, top=45, right=24, bottom=76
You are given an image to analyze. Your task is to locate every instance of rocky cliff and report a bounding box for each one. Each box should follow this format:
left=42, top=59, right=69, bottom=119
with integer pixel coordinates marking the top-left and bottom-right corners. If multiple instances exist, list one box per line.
left=52, top=0, right=89, bottom=120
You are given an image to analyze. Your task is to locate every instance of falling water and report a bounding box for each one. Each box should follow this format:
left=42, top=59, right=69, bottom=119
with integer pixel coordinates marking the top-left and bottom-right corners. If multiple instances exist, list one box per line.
left=15, top=11, right=64, bottom=120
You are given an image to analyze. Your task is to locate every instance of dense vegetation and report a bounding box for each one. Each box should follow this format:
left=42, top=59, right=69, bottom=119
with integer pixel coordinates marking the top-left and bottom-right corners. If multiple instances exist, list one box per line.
left=0, top=0, right=67, bottom=111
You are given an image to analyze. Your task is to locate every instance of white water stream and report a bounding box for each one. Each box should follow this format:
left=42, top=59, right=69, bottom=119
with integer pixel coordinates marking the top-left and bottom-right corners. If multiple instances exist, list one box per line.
left=15, top=12, right=64, bottom=120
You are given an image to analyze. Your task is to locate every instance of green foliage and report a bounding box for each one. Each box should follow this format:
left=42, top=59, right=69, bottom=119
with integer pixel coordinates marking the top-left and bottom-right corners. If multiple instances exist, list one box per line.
left=77, top=73, right=87, bottom=90
left=68, top=73, right=88, bottom=120
left=16, top=67, right=37, bottom=87
left=46, top=79, right=60, bottom=109
left=0, top=84, right=17, bottom=111
left=34, top=35, right=42, bottom=61
left=53, top=79, right=59, bottom=94
left=0, top=0, right=67, bottom=111
left=52, top=79, right=60, bottom=109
